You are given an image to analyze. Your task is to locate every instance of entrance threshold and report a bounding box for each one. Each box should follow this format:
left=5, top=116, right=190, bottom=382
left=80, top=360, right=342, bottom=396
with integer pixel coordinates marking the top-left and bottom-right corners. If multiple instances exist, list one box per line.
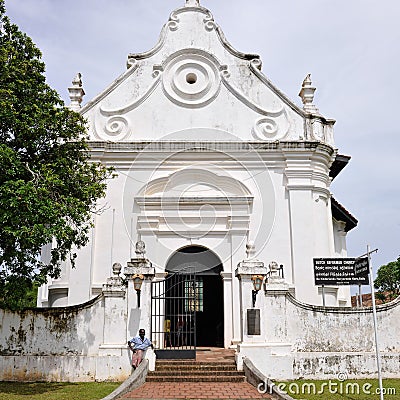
left=155, top=349, right=195, bottom=360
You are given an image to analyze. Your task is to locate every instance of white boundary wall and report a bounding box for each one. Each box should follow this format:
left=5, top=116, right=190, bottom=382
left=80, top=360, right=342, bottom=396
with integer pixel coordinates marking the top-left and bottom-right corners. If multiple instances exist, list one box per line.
left=1, top=275, right=399, bottom=381
left=0, top=294, right=132, bottom=382
left=236, top=282, right=400, bottom=380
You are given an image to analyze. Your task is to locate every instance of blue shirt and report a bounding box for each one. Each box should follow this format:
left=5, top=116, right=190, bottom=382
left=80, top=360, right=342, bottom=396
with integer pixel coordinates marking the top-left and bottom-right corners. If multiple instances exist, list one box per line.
left=128, top=335, right=152, bottom=350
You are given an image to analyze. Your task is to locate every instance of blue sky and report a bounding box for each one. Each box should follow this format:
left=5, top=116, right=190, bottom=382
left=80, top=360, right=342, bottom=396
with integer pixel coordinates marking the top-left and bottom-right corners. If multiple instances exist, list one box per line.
left=6, top=0, right=400, bottom=285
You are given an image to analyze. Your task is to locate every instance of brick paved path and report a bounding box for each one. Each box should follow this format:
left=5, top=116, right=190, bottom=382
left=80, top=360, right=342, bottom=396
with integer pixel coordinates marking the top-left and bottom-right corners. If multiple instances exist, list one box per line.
left=122, top=381, right=271, bottom=399
left=122, top=348, right=272, bottom=399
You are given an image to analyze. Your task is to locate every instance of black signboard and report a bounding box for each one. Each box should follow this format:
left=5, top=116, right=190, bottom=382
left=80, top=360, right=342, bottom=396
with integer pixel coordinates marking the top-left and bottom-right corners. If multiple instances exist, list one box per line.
left=354, top=257, right=369, bottom=277
left=247, top=309, right=261, bottom=335
left=313, top=258, right=369, bottom=286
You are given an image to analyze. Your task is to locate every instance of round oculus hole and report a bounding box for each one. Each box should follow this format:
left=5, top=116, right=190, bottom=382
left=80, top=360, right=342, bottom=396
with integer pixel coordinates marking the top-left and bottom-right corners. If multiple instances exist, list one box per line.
left=186, top=72, right=197, bottom=84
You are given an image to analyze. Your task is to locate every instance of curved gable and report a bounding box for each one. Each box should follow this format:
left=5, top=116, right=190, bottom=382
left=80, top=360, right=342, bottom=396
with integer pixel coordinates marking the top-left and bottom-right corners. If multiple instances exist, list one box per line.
left=80, top=1, right=334, bottom=146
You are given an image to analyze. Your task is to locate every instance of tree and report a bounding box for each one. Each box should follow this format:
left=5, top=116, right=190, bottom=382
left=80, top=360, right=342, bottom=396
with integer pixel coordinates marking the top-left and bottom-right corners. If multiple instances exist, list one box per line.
left=0, top=2, right=112, bottom=309
left=374, top=257, right=400, bottom=302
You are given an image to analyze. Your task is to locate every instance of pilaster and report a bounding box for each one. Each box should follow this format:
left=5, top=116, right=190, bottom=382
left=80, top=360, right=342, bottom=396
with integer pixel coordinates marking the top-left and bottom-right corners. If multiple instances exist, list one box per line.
left=221, top=271, right=234, bottom=348
left=124, top=260, right=155, bottom=332
left=284, top=145, right=334, bottom=304
left=234, top=243, right=268, bottom=344
left=99, top=263, right=127, bottom=356
left=124, top=242, right=156, bottom=370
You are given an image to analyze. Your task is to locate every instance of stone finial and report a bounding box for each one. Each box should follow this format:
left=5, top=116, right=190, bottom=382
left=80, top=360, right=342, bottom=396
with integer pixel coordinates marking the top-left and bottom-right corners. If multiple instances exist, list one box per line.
left=185, top=0, right=200, bottom=7
left=112, top=262, right=122, bottom=276
left=135, top=241, right=146, bottom=258
left=68, top=73, right=85, bottom=111
left=246, top=241, right=256, bottom=259
left=102, top=262, right=125, bottom=296
left=236, top=241, right=266, bottom=279
left=298, top=73, right=319, bottom=114
left=268, top=261, right=285, bottom=283
left=269, top=261, right=279, bottom=274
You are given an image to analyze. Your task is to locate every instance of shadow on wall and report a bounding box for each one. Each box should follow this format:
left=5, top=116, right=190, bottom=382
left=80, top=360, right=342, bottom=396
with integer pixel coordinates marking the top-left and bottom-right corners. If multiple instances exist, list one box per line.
left=128, top=308, right=141, bottom=340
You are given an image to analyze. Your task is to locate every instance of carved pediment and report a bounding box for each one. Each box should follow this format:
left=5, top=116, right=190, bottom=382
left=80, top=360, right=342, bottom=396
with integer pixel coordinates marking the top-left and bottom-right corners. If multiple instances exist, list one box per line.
left=81, top=2, right=334, bottom=146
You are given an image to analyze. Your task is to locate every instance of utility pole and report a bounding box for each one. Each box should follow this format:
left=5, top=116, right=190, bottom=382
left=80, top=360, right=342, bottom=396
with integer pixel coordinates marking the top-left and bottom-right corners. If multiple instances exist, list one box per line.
left=367, top=245, right=384, bottom=400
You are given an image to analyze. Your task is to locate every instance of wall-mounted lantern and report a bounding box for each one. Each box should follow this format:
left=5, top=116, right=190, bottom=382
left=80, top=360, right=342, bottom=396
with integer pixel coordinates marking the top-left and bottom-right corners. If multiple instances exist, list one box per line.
left=133, top=274, right=144, bottom=307
left=251, top=275, right=264, bottom=308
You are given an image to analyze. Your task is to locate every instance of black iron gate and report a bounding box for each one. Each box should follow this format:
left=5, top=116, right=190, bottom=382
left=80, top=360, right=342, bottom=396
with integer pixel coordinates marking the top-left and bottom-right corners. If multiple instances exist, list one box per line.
left=151, top=270, right=200, bottom=359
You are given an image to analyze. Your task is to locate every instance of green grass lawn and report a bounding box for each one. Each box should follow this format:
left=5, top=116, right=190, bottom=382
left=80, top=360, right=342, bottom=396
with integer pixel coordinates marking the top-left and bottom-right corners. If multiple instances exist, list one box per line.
left=276, top=379, right=399, bottom=400
left=0, top=381, right=121, bottom=400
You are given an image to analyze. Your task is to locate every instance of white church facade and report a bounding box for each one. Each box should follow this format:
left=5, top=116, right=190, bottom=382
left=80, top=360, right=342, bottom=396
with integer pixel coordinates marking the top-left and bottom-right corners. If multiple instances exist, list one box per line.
left=4, top=0, right=400, bottom=383
left=38, top=0, right=357, bottom=350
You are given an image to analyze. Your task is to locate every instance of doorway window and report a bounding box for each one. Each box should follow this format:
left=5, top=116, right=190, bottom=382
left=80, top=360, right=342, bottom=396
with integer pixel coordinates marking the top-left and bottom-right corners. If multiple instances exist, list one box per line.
left=185, top=279, right=203, bottom=312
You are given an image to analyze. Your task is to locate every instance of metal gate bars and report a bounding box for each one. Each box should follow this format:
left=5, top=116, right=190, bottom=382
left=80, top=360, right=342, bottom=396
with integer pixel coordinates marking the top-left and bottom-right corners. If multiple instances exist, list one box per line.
left=151, top=270, right=200, bottom=359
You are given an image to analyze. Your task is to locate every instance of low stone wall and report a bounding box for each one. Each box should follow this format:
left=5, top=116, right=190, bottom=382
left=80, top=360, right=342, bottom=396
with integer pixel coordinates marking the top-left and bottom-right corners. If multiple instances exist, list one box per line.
left=0, top=354, right=131, bottom=382
left=101, top=359, right=148, bottom=400
left=0, top=295, right=132, bottom=382
left=286, top=295, right=400, bottom=355
left=289, top=293, right=400, bottom=379
left=2, top=276, right=399, bottom=382
left=0, top=296, right=103, bottom=357
left=0, top=262, right=160, bottom=382
left=237, top=285, right=400, bottom=380
left=243, top=357, right=294, bottom=400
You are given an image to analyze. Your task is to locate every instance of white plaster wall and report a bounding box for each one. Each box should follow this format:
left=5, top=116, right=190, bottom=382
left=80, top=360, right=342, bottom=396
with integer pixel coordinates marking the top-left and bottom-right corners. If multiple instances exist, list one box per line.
left=238, top=287, right=400, bottom=380
left=41, top=141, right=349, bottom=312
left=0, top=355, right=131, bottom=382
left=0, top=295, right=132, bottom=382
left=5, top=269, right=398, bottom=382
left=0, top=298, right=101, bottom=357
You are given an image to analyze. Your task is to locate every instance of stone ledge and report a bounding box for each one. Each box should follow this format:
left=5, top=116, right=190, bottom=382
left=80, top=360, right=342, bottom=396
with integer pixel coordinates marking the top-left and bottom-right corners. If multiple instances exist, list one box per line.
left=243, top=357, right=295, bottom=400
left=286, top=291, right=400, bottom=314
left=100, top=359, right=148, bottom=400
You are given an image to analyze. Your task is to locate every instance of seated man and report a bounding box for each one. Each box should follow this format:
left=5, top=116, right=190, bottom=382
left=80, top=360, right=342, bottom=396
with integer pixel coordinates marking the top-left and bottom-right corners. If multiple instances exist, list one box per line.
left=128, top=328, right=154, bottom=369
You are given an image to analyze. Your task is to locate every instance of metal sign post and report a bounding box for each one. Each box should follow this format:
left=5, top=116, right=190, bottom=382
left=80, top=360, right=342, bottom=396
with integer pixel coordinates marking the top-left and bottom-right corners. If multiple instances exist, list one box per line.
left=313, top=250, right=382, bottom=394
left=354, top=250, right=377, bottom=308
left=367, top=245, right=384, bottom=400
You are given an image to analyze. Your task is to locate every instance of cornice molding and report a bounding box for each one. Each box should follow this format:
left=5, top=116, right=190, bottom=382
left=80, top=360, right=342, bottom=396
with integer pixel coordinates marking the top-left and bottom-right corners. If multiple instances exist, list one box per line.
left=135, top=196, right=253, bottom=207
left=88, top=140, right=335, bottom=154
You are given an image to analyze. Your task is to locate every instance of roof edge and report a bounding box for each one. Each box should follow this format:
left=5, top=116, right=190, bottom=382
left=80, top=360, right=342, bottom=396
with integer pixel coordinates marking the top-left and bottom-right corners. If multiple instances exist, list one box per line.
left=330, top=154, right=351, bottom=181
left=331, top=197, right=358, bottom=232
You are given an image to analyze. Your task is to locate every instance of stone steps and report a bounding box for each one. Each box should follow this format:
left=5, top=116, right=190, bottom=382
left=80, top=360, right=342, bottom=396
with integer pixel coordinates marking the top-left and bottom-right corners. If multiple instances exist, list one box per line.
left=148, top=359, right=246, bottom=383
left=149, top=370, right=242, bottom=376
left=155, top=360, right=235, bottom=365
left=147, top=375, right=246, bottom=382
left=155, top=364, right=237, bottom=372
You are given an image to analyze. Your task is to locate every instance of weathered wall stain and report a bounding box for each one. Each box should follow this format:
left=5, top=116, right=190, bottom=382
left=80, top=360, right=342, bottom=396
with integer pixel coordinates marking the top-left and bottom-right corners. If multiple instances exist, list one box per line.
left=0, top=291, right=131, bottom=382
left=238, top=287, right=400, bottom=379
left=0, top=296, right=101, bottom=357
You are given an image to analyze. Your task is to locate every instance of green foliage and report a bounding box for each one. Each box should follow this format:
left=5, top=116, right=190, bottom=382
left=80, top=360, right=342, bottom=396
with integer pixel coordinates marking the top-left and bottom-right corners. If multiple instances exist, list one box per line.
left=374, top=256, right=400, bottom=301
left=0, top=277, right=40, bottom=309
left=375, top=290, right=387, bottom=303
left=0, top=1, right=112, bottom=309
left=0, top=381, right=120, bottom=400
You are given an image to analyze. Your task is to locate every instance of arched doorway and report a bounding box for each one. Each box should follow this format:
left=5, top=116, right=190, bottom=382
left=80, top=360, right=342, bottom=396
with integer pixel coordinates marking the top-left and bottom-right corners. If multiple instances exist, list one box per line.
left=166, top=245, right=224, bottom=348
